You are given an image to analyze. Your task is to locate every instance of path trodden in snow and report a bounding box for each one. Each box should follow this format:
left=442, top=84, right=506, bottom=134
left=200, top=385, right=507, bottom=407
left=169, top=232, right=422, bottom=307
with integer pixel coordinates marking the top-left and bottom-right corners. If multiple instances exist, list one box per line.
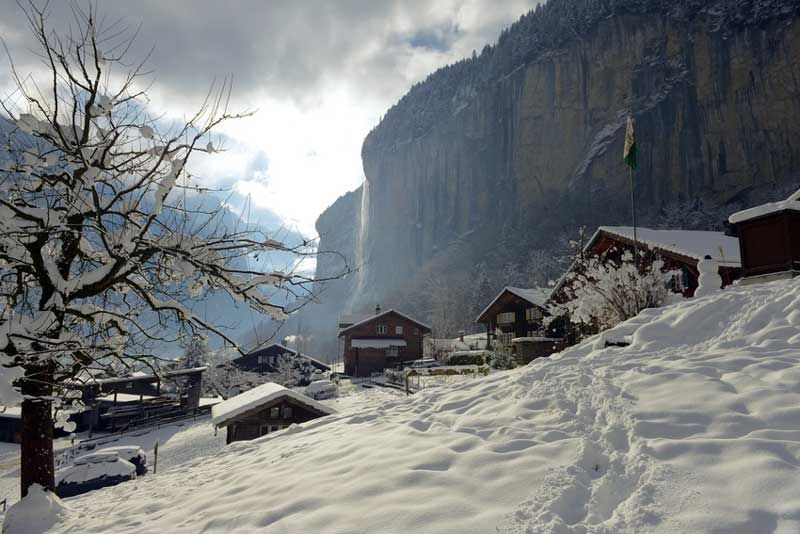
left=34, top=278, right=800, bottom=533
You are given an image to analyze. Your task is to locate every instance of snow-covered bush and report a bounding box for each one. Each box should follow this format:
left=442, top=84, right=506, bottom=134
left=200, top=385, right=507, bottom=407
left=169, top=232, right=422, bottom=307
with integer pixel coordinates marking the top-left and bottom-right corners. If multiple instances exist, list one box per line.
left=550, top=250, right=677, bottom=333
left=489, top=348, right=516, bottom=370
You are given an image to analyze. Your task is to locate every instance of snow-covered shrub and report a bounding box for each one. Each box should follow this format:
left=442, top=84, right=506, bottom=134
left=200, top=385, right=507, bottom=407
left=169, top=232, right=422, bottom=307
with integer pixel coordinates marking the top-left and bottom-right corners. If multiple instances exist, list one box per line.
left=551, top=250, right=677, bottom=333
left=489, top=349, right=516, bottom=370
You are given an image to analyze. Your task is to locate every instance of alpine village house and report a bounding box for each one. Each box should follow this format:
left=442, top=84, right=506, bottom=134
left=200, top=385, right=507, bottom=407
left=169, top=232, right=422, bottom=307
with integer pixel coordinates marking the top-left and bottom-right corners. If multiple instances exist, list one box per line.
left=338, top=306, right=432, bottom=377
left=211, top=383, right=336, bottom=444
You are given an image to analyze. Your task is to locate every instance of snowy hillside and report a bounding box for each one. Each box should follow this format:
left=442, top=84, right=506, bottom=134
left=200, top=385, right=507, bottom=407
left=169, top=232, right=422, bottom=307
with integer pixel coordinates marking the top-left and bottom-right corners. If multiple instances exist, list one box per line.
left=43, top=279, right=800, bottom=533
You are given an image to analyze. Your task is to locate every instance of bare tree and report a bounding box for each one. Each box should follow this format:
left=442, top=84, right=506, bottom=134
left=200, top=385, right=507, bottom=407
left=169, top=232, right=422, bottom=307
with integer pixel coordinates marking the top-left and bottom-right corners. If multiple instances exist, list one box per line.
left=0, top=4, right=344, bottom=498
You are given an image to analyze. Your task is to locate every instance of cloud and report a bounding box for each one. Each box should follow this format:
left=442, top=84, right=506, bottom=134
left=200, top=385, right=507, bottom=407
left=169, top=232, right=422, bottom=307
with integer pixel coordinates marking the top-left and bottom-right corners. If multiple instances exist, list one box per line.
left=0, top=0, right=542, bottom=237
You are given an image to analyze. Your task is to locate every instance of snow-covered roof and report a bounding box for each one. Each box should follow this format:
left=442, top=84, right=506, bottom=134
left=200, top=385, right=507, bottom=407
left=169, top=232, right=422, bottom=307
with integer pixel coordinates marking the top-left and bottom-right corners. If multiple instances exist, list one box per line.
left=97, top=393, right=157, bottom=403
left=235, top=344, right=331, bottom=370
left=511, top=337, right=563, bottom=343
left=211, top=382, right=336, bottom=428
left=475, top=286, right=550, bottom=323
left=338, top=309, right=431, bottom=336
left=595, top=226, right=741, bottom=267
left=0, top=406, right=21, bottom=418
left=338, top=313, right=372, bottom=327
left=77, top=366, right=208, bottom=386
left=729, top=188, right=800, bottom=224
left=199, top=397, right=223, bottom=407
left=351, top=338, right=408, bottom=349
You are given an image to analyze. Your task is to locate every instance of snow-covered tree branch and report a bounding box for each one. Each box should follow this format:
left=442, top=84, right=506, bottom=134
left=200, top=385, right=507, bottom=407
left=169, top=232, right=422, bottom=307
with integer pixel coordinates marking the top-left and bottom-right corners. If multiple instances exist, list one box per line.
left=549, top=249, right=678, bottom=334
left=0, top=2, right=347, bottom=498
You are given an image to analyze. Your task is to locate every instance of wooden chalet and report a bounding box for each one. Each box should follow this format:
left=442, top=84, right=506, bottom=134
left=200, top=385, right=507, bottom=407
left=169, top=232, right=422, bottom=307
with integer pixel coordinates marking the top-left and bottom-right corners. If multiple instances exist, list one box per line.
left=728, top=189, right=800, bottom=282
left=72, top=366, right=207, bottom=433
left=555, top=226, right=742, bottom=299
left=475, top=287, right=551, bottom=349
left=211, top=382, right=335, bottom=444
left=233, top=344, right=330, bottom=374
left=338, top=306, right=431, bottom=377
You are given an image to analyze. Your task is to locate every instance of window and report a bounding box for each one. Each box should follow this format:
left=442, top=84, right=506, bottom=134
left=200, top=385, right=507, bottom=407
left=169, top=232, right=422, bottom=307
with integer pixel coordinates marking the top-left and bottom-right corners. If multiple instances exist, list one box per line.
left=525, top=308, right=542, bottom=322
left=270, top=406, right=280, bottom=418
left=282, top=406, right=293, bottom=418
left=670, top=268, right=691, bottom=292
left=497, top=312, right=515, bottom=324
left=125, top=382, right=133, bottom=390
left=376, top=324, right=387, bottom=334
left=257, top=355, right=266, bottom=364
left=386, top=346, right=399, bottom=357
left=414, top=328, right=419, bottom=335
left=498, top=332, right=513, bottom=347
left=395, top=325, right=404, bottom=335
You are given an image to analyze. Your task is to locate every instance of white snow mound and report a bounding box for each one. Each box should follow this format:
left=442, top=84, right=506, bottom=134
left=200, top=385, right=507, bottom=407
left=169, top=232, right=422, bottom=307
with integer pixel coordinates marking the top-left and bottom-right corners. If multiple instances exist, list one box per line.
left=3, top=484, right=68, bottom=534
left=48, top=279, right=800, bottom=533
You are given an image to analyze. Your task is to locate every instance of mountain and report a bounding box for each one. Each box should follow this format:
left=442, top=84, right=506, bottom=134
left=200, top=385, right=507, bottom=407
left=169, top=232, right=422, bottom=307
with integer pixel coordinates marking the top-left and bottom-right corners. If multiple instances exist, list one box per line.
left=297, top=0, right=800, bottom=358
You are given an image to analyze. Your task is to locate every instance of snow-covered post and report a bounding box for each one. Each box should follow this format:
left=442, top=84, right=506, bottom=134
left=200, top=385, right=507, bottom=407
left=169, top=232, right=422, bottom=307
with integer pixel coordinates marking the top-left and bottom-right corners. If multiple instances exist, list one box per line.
left=0, top=4, right=347, bottom=501
left=695, top=255, right=722, bottom=298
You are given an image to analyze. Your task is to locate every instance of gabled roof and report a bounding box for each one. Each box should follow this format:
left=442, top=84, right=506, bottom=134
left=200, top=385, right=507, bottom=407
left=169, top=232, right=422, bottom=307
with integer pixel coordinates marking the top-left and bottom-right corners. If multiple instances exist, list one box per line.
left=211, top=382, right=336, bottom=428
left=594, top=226, right=741, bottom=267
left=729, top=188, right=800, bottom=224
left=337, top=309, right=431, bottom=337
left=475, top=286, right=550, bottom=323
left=235, top=343, right=331, bottom=371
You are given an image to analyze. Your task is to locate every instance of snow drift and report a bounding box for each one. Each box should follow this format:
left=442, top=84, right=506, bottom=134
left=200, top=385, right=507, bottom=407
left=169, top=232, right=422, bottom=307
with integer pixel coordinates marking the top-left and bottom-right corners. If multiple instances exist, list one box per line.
left=40, top=279, right=800, bottom=533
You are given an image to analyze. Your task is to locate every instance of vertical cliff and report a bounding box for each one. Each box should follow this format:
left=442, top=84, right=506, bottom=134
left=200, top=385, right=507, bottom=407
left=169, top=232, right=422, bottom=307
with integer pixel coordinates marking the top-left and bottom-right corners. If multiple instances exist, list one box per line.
left=306, top=0, right=800, bottom=354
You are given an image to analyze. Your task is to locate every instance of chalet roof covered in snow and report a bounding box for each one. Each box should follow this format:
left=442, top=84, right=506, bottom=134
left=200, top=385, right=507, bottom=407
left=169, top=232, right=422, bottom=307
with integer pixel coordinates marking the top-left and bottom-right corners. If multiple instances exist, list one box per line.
left=728, top=188, right=800, bottom=224
left=211, top=382, right=336, bottom=428
left=475, top=286, right=550, bottom=323
left=337, top=308, right=432, bottom=336
left=234, top=343, right=331, bottom=371
left=351, top=338, right=408, bottom=349
left=595, top=226, right=742, bottom=267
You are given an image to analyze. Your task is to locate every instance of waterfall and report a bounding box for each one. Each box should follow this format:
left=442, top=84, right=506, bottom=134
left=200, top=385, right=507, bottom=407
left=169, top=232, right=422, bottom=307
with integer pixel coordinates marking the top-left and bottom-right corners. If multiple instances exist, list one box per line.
left=348, top=178, right=370, bottom=310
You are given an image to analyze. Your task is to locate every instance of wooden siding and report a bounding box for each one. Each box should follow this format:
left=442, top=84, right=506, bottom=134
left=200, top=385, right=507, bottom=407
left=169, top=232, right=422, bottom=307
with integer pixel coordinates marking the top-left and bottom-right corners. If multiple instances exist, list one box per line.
left=736, top=211, right=800, bottom=277
left=475, top=290, right=548, bottom=347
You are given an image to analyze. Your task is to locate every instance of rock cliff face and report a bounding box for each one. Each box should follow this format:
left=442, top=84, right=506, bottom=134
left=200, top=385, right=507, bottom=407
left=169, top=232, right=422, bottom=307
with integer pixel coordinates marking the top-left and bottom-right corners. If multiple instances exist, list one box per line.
left=307, top=0, right=800, bottom=355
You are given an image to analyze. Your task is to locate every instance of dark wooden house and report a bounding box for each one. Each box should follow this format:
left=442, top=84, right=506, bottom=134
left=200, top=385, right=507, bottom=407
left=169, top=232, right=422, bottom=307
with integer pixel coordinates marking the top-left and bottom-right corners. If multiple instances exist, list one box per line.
left=232, top=344, right=330, bottom=374
left=211, top=382, right=335, bottom=444
left=475, top=287, right=551, bottom=349
left=729, top=190, right=800, bottom=282
left=552, top=227, right=742, bottom=300
left=338, top=307, right=432, bottom=377
left=0, top=407, right=21, bottom=443
left=72, top=366, right=207, bottom=432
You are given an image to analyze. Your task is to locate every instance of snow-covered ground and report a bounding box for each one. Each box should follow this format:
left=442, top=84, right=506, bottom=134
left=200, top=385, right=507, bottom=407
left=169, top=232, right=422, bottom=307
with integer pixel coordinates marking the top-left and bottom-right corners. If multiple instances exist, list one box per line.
left=13, top=278, right=800, bottom=532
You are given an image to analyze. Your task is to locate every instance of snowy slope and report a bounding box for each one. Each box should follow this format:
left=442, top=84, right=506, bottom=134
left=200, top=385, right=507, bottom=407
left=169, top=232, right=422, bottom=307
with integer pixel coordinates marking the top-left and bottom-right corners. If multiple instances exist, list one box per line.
left=39, top=279, right=800, bottom=533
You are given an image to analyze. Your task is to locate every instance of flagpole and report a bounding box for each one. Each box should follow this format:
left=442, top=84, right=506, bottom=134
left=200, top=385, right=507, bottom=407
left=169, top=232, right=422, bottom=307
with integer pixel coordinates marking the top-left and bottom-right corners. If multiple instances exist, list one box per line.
left=630, top=164, right=639, bottom=264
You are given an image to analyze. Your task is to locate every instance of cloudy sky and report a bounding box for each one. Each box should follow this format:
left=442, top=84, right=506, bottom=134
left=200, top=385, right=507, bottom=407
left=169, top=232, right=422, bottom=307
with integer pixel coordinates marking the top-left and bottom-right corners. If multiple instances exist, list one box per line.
left=0, top=1, right=540, bottom=237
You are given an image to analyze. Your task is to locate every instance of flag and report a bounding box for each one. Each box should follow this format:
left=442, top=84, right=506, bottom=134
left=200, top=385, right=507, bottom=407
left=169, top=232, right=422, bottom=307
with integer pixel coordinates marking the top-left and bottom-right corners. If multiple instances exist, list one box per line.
left=623, top=114, right=637, bottom=170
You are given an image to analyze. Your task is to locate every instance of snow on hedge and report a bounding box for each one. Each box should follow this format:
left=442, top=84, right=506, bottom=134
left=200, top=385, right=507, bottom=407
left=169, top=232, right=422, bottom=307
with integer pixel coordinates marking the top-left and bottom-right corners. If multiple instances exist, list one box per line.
left=38, top=278, right=800, bottom=533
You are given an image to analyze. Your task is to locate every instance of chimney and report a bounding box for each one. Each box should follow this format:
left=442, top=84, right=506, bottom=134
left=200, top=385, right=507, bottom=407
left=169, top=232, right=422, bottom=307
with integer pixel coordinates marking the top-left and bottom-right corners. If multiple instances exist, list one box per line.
left=375, top=304, right=381, bottom=315
left=458, top=330, right=465, bottom=342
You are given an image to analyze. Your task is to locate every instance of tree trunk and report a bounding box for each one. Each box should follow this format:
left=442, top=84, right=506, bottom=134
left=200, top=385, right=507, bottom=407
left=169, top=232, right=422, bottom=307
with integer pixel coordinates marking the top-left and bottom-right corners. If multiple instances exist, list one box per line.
left=20, top=363, right=55, bottom=498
